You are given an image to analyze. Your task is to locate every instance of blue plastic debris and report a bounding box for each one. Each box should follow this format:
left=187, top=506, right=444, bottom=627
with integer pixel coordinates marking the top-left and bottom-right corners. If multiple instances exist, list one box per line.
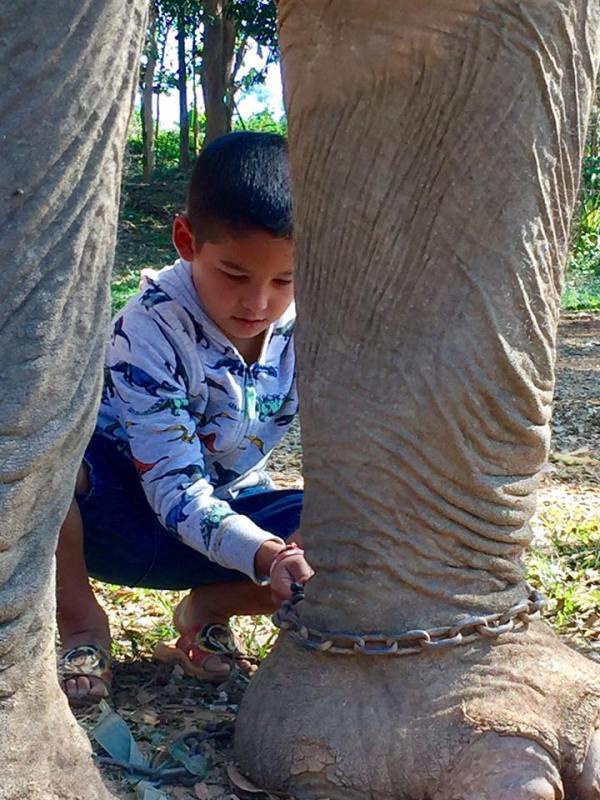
left=92, top=700, right=147, bottom=767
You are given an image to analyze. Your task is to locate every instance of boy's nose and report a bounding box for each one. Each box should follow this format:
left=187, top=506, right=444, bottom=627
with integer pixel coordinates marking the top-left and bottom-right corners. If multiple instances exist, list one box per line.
left=243, top=288, right=269, bottom=314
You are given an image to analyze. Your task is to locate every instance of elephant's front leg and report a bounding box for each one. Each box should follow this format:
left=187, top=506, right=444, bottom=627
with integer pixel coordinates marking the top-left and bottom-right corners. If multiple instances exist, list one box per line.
left=0, top=2, right=146, bottom=798
left=235, top=0, right=600, bottom=797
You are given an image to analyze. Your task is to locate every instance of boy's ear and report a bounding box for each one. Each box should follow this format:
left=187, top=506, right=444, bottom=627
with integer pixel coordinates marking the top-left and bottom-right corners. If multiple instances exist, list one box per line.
left=172, top=215, right=197, bottom=262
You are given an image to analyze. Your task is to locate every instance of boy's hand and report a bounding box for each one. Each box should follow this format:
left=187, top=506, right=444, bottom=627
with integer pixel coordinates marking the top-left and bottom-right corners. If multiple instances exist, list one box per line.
left=255, top=540, right=314, bottom=605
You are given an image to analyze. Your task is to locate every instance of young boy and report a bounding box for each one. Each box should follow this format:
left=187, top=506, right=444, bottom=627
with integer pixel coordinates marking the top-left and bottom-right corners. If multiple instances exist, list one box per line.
left=57, top=132, right=313, bottom=704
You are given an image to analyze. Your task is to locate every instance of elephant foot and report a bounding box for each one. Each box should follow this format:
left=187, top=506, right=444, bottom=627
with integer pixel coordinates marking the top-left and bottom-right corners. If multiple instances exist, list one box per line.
left=234, top=621, right=600, bottom=799
left=435, top=729, right=600, bottom=800
left=577, top=728, right=600, bottom=800
left=0, top=651, right=115, bottom=800
left=433, top=733, right=564, bottom=800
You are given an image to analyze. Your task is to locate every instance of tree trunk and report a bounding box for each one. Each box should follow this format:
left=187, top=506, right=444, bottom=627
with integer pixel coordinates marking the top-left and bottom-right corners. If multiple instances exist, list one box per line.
left=588, top=100, right=599, bottom=158
left=201, top=0, right=237, bottom=146
left=141, top=3, right=157, bottom=182
left=177, top=4, right=190, bottom=170
left=154, top=23, right=169, bottom=140
left=227, top=34, right=248, bottom=129
left=0, top=1, right=147, bottom=798
left=235, top=2, right=600, bottom=798
left=191, top=20, right=199, bottom=157
left=154, top=83, right=160, bottom=142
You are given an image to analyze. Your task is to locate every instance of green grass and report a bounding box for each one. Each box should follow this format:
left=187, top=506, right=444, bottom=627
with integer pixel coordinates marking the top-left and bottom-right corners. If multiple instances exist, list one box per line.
left=93, top=583, right=183, bottom=659
left=94, top=580, right=279, bottom=662
left=527, top=508, right=600, bottom=643
left=115, top=206, right=175, bottom=270
left=111, top=167, right=191, bottom=312
left=111, top=270, right=143, bottom=314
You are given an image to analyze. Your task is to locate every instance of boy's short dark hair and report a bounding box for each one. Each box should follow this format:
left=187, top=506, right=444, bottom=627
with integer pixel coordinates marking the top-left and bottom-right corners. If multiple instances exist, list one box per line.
left=187, top=131, right=292, bottom=242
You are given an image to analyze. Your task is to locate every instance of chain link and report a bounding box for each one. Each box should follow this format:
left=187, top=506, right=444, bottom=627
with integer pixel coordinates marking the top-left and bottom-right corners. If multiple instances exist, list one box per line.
left=273, top=587, right=546, bottom=656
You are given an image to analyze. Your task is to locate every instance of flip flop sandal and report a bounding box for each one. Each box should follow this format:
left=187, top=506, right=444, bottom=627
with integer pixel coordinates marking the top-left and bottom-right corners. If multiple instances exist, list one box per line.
left=153, top=623, right=245, bottom=682
left=59, top=644, right=113, bottom=706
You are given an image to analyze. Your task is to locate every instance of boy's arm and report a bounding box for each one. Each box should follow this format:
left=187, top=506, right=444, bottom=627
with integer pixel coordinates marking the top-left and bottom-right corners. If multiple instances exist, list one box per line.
left=106, top=306, right=284, bottom=582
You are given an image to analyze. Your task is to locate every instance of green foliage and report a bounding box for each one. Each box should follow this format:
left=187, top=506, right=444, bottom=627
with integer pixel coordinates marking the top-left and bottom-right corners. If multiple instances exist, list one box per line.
left=126, top=106, right=285, bottom=181
left=235, top=108, right=287, bottom=136
left=562, top=273, right=600, bottom=310
left=570, top=153, right=600, bottom=275
left=127, top=127, right=196, bottom=175
left=228, top=0, right=278, bottom=57
left=156, top=128, right=187, bottom=168
left=527, top=508, right=600, bottom=641
left=228, top=0, right=279, bottom=93
left=564, top=110, right=600, bottom=309
left=111, top=270, right=143, bottom=315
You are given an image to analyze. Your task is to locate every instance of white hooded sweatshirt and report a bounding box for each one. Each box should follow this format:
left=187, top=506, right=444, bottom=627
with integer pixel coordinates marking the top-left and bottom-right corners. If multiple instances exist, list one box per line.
left=97, top=259, right=298, bottom=582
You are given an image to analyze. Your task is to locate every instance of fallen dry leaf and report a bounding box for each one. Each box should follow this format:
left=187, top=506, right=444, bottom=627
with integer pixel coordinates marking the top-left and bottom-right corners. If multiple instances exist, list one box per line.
left=226, top=763, right=284, bottom=798
left=550, top=451, right=599, bottom=466
left=227, top=763, right=265, bottom=794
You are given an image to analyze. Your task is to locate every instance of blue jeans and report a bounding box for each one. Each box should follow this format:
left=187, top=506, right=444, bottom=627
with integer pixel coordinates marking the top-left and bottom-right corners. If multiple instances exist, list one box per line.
left=79, top=433, right=303, bottom=590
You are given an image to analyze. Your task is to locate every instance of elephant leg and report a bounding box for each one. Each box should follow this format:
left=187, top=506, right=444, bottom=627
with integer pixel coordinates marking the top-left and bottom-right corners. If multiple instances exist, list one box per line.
left=575, top=728, right=600, bottom=800
left=0, top=1, right=146, bottom=798
left=433, top=733, right=563, bottom=800
left=236, top=0, right=600, bottom=797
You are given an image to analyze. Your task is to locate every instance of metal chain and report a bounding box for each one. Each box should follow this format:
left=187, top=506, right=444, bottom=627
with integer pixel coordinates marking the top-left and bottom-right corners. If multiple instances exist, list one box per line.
left=273, top=586, right=546, bottom=656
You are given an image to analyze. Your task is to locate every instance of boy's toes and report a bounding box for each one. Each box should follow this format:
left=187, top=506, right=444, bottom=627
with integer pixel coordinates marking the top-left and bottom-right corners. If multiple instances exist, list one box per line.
left=154, top=639, right=236, bottom=683
left=202, top=653, right=233, bottom=677
left=62, top=676, right=77, bottom=698
left=63, top=675, right=110, bottom=702
left=58, top=644, right=112, bottom=705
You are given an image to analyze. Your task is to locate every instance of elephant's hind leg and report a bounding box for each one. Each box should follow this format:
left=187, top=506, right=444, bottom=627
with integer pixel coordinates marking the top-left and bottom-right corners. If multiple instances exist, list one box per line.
left=433, top=733, right=563, bottom=800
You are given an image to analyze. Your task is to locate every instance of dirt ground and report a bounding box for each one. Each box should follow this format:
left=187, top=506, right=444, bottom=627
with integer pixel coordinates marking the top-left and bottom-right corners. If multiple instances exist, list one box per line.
left=73, top=312, right=599, bottom=800
left=551, top=312, right=600, bottom=455
left=537, top=312, right=600, bottom=524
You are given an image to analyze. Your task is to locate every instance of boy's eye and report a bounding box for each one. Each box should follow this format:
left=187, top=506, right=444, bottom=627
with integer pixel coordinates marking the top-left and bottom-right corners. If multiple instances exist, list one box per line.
left=274, top=279, right=293, bottom=286
left=221, top=271, right=246, bottom=281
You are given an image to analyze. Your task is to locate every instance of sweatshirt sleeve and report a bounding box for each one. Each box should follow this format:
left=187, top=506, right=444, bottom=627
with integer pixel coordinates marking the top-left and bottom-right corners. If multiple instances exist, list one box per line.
left=106, top=304, right=282, bottom=582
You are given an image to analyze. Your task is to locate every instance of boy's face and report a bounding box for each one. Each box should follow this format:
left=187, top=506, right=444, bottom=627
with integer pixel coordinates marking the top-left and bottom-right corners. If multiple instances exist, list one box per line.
left=173, top=216, right=294, bottom=347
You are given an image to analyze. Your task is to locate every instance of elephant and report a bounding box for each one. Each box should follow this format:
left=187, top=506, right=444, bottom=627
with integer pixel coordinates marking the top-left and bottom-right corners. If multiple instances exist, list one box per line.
left=1, top=1, right=599, bottom=799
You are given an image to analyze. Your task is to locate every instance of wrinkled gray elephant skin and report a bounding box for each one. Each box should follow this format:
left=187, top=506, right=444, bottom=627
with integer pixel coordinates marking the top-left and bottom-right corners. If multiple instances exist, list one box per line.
left=0, top=2, right=146, bottom=798
left=235, top=2, right=600, bottom=798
